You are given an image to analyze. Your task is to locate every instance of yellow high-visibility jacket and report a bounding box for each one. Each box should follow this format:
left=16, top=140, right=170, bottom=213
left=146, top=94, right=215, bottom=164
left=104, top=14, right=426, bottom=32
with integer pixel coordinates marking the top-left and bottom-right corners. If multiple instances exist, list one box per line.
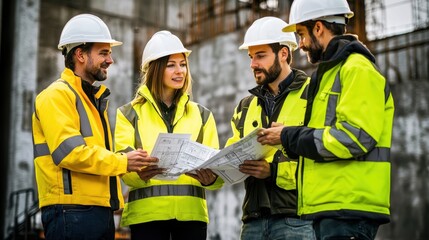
left=32, top=68, right=127, bottom=209
left=115, top=85, right=223, bottom=226
left=225, top=69, right=309, bottom=222
left=280, top=36, right=394, bottom=224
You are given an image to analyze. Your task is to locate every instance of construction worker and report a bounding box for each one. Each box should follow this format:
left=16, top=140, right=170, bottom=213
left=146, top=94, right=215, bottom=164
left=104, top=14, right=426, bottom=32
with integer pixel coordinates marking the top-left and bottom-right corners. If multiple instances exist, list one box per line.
left=225, top=17, right=315, bottom=240
left=259, top=0, right=395, bottom=239
left=32, top=14, right=158, bottom=240
left=114, top=30, right=223, bottom=240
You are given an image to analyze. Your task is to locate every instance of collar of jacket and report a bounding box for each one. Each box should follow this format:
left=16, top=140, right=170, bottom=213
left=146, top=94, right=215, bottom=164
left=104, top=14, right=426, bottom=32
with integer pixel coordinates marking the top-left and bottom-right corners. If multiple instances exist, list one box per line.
left=249, top=68, right=308, bottom=99
left=319, top=34, right=376, bottom=70
left=135, top=85, right=190, bottom=116
left=61, top=68, right=111, bottom=101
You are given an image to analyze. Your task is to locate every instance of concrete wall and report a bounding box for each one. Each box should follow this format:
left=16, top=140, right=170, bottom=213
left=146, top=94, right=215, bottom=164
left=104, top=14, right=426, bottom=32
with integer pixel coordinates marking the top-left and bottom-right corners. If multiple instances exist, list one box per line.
left=368, top=29, right=429, bottom=240
left=5, top=0, right=429, bottom=239
left=5, top=0, right=40, bottom=236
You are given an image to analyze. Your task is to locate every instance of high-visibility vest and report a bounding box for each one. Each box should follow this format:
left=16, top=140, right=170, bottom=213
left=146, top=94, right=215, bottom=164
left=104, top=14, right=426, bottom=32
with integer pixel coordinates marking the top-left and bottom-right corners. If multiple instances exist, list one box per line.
left=114, top=85, right=223, bottom=226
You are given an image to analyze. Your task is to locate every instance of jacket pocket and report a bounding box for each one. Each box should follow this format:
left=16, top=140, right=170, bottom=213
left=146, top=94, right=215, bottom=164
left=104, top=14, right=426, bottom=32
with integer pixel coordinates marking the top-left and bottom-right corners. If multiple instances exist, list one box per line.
left=276, top=160, right=297, bottom=190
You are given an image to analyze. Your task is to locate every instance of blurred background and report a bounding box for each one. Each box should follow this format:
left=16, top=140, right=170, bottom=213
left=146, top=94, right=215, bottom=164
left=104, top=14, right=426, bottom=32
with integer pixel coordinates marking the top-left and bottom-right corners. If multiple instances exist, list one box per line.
left=1, top=0, right=428, bottom=239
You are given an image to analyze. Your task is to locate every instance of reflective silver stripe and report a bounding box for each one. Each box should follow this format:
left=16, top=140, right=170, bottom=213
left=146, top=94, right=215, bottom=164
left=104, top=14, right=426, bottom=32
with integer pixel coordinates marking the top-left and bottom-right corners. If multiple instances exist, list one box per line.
left=318, top=66, right=391, bottom=162
left=62, top=168, right=72, bottom=194
left=52, top=135, right=85, bottom=165
left=320, top=68, right=377, bottom=158
left=328, top=126, right=364, bottom=156
left=315, top=129, right=389, bottom=162
left=117, top=146, right=134, bottom=153
left=341, top=122, right=376, bottom=150
left=370, top=62, right=391, bottom=103
left=60, top=80, right=92, bottom=137
left=325, top=72, right=341, bottom=126
left=119, top=103, right=142, bottom=149
left=316, top=123, right=373, bottom=158
left=358, top=147, right=390, bottom=162
left=128, top=185, right=206, bottom=202
left=34, top=143, right=50, bottom=157
left=314, top=129, right=336, bottom=159
left=196, top=104, right=210, bottom=144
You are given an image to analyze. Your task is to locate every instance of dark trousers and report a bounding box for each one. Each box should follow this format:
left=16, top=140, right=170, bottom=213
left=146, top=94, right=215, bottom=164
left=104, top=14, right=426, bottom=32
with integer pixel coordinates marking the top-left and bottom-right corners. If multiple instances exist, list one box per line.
left=314, top=218, right=380, bottom=240
left=129, top=219, right=207, bottom=240
left=41, top=204, right=115, bottom=240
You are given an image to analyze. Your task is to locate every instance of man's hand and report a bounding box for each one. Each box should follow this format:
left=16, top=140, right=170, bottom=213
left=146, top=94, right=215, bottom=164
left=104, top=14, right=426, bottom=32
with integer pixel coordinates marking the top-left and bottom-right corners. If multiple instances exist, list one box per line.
left=239, top=159, right=270, bottom=179
left=257, top=122, right=284, bottom=146
left=186, top=168, right=218, bottom=186
left=136, top=165, right=165, bottom=181
left=126, top=149, right=159, bottom=172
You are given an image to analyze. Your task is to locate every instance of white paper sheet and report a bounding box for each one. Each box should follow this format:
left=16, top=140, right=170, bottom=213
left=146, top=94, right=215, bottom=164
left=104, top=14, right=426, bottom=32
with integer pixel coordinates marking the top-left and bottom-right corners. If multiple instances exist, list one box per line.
left=150, top=128, right=277, bottom=184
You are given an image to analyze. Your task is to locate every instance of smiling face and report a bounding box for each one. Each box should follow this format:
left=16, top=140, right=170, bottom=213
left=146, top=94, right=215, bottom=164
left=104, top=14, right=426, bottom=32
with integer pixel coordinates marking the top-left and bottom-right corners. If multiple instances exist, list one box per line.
left=83, top=42, right=113, bottom=83
left=162, top=53, right=187, bottom=93
left=247, top=44, right=282, bottom=86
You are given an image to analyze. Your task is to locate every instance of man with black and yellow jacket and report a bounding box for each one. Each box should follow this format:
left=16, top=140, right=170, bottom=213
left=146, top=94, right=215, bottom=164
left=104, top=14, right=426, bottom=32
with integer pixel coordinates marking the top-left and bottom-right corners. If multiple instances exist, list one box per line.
left=260, top=1, right=394, bottom=239
left=226, top=17, right=315, bottom=240
left=32, top=14, right=157, bottom=240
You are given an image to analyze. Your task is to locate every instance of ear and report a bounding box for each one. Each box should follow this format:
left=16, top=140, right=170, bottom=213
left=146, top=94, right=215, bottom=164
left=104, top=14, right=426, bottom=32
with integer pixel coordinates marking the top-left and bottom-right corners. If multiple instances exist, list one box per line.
left=74, top=48, right=86, bottom=63
left=279, top=47, right=289, bottom=62
left=314, top=21, right=324, bottom=37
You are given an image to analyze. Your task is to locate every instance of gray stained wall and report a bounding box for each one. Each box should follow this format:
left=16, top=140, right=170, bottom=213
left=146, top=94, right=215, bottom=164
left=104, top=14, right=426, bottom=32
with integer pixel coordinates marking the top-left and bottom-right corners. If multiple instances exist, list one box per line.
left=5, top=0, right=429, bottom=239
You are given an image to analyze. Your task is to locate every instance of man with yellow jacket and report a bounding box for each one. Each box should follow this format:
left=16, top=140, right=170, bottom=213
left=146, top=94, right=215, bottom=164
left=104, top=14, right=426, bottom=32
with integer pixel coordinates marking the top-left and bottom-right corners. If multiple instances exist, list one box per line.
left=259, top=0, right=395, bottom=239
left=32, top=14, right=157, bottom=239
left=226, top=17, right=315, bottom=240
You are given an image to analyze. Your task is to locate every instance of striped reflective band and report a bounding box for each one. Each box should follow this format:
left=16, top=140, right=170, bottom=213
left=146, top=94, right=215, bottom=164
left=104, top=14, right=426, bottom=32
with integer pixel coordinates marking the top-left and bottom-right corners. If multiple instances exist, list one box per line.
left=196, top=104, right=210, bottom=144
left=128, top=185, right=206, bottom=202
left=33, top=143, right=50, bottom=158
left=316, top=69, right=388, bottom=162
left=62, top=168, right=72, bottom=194
left=357, top=147, right=390, bottom=162
left=324, top=71, right=341, bottom=126
left=117, top=146, right=135, bottom=153
left=33, top=135, right=86, bottom=164
left=59, top=80, right=93, bottom=137
left=33, top=81, right=92, bottom=163
left=51, top=135, right=86, bottom=165
left=118, top=103, right=142, bottom=149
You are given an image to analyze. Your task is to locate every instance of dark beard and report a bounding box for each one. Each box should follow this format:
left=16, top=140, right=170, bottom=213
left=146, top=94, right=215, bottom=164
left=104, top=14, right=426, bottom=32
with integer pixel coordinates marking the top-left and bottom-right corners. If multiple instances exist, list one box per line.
left=302, top=32, right=324, bottom=64
left=87, top=57, right=108, bottom=82
left=93, top=69, right=107, bottom=82
left=254, top=54, right=282, bottom=86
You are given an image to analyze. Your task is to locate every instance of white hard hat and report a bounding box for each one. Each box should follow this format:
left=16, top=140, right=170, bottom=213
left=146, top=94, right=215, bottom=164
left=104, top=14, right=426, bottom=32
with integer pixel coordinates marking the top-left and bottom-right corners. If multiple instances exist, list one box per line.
left=141, top=30, right=191, bottom=72
left=58, top=13, right=122, bottom=53
left=283, top=0, right=354, bottom=32
left=239, top=16, right=298, bottom=51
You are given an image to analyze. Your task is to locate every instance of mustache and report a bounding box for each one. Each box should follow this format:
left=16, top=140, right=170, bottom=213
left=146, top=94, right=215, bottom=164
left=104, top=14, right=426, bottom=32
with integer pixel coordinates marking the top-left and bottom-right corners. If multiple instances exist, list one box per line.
left=253, top=67, right=265, bottom=73
left=101, top=62, right=110, bottom=68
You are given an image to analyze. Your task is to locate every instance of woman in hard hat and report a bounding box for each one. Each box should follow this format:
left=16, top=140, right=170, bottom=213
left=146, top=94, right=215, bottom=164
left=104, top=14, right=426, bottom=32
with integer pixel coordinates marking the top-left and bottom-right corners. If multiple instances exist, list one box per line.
left=114, top=30, right=223, bottom=240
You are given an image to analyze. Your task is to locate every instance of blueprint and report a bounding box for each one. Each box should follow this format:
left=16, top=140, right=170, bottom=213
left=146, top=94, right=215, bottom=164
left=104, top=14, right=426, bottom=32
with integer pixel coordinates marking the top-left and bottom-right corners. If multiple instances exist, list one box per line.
left=150, top=128, right=277, bottom=184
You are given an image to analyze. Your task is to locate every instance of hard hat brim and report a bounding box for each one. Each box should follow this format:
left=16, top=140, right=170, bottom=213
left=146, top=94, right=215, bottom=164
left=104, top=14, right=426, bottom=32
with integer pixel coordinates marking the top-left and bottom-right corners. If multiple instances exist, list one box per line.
left=282, top=24, right=297, bottom=32
left=58, top=39, right=123, bottom=51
